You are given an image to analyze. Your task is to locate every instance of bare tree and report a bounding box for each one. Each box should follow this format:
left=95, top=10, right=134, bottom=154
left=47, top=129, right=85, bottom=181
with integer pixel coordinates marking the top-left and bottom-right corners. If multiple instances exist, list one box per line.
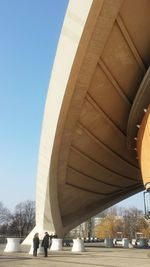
left=84, top=218, right=95, bottom=240
left=0, top=202, right=11, bottom=237
left=8, top=200, right=35, bottom=238
left=122, top=207, right=143, bottom=239
left=0, top=202, right=11, bottom=224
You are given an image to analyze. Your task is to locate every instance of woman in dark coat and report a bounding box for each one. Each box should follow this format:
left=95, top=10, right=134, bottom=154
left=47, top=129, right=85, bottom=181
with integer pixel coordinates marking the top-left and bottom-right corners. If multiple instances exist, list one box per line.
left=41, top=232, right=50, bottom=257
left=33, top=233, right=40, bottom=256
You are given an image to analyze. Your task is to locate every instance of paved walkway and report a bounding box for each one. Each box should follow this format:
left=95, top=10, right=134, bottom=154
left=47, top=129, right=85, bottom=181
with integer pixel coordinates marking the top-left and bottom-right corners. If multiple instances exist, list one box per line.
left=0, top=245, right=150, bottom=267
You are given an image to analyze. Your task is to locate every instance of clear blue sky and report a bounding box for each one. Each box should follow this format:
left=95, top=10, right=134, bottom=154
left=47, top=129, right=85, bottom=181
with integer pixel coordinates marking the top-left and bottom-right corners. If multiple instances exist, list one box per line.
left=0, top=0, right=144, bottom=212
left=0, top=0, right=69, bottom=210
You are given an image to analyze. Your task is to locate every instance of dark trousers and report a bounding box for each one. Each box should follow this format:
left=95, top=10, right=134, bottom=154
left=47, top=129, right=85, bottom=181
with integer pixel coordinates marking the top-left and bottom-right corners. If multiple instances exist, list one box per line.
left=44, top=246, right=48, bottom=257
left=33, top=248, right=37, bottom=256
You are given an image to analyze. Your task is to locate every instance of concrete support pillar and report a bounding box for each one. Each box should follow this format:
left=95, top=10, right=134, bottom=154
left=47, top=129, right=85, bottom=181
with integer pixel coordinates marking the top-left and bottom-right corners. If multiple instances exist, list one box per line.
left=4, top=238, right=21, bottom=252
left=72, top=238, right=85, bottom=252
left=50, top=238, right=62, bottom=251
left=104, top=238, right=114, bottom=248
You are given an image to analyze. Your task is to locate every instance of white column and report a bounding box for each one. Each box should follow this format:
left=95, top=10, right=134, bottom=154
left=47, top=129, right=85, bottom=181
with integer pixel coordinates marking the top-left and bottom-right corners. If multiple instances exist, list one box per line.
left=29, top=243, right=33, bottom=255
left=72, top=238, right=85, bottom=252
left=104, top=238, right=114, bottom=248
left=50, top=238, right=62, bottom=251
left=4, top=238, right=21, bottom=252
left=132, top=239, right=136, bottom=245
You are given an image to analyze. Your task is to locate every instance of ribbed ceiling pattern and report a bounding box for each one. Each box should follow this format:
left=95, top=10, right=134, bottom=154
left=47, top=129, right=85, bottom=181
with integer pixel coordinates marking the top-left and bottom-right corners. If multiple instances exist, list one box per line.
left=56, top=0, right=150, bottom=230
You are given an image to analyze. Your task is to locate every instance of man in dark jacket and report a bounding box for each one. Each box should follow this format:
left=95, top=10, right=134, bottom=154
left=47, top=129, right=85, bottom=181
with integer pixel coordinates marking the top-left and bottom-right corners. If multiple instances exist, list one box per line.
left=41, top=232, right=50, bottom=257
left=33, top=233, right=39, bottom=256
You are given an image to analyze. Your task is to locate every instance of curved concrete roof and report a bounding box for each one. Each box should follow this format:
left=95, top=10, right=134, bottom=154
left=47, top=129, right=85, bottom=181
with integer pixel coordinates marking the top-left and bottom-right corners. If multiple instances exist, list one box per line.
left=35, top=0, right=150, bottom=237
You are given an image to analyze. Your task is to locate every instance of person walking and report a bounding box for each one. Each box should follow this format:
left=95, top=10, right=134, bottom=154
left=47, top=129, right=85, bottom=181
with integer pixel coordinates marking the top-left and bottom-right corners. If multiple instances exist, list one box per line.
left=33, top=233, right=40, bottom=256
left=41, top=232, right=50, bottom=257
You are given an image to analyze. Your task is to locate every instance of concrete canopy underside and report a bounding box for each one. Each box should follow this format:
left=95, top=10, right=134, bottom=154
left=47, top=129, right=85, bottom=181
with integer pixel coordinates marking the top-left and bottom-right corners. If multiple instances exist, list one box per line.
left=35, top=0, right=150, bottom=237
